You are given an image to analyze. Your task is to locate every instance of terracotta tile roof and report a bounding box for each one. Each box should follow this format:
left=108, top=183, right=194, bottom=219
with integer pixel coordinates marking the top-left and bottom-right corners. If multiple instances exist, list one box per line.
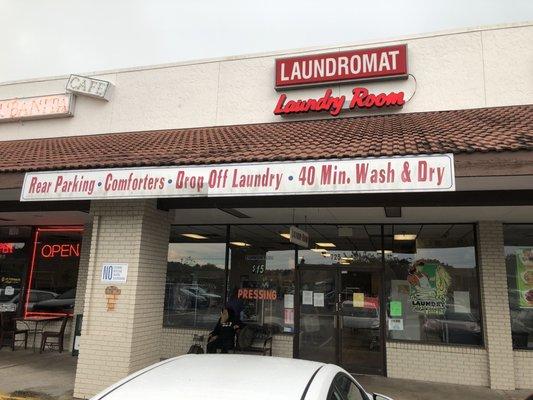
left=1, top=105, right=532, bottom=172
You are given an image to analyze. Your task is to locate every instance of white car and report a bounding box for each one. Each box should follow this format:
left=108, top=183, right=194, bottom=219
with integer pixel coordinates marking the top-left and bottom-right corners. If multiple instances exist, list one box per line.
left=90, top=354, right=393, bottom=400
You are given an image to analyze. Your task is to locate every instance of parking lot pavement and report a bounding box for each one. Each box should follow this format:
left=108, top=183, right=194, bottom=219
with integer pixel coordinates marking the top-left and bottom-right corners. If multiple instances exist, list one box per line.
left=0, top=348, right=75, bottom=399
left=355, top=374, right=532, bottom=400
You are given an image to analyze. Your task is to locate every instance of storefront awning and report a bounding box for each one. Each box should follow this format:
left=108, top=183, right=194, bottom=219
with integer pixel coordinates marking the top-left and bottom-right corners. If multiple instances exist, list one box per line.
left=0, top=105, right=531, bottom=173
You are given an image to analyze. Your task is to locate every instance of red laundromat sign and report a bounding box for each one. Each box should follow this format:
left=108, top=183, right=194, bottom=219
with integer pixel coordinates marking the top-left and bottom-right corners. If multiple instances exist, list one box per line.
left=275, top=44, right=408, bottom=89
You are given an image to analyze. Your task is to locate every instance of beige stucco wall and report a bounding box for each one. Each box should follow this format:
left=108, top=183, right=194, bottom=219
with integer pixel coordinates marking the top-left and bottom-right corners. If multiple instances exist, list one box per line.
left=0, top=23, right=531, bottom=141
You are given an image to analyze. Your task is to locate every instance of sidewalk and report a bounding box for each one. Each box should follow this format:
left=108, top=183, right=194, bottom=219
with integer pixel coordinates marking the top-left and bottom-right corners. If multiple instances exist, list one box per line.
left=356, top=375, right=532, bottom=400
left=0, top=348, right=75, bottom=399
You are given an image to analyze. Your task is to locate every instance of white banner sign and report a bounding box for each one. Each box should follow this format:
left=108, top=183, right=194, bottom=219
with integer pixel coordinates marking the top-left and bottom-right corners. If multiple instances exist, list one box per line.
left=21, top=154, right=455, bottom=201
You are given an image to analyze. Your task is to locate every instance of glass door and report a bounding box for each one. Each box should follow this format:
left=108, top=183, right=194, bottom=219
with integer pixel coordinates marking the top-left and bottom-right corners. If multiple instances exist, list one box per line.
left=297, top=267, right=384, bottom=375
left=339, top=269, right=383, bottom=374
left=297, top=268, right=337, bottom=364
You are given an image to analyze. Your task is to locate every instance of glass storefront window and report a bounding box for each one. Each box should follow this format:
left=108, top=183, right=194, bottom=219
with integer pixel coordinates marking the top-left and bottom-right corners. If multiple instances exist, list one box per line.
left=228, top=225, right=295, bottom=334
left=29, top=227, right=83, bottom=316
left=0, top=226, right=32, bottom=313
left=504, top=224, right=533, bottom=350
left=384, top=224, right=482, bottom=346
left=164, top=226, right=226, bottom=329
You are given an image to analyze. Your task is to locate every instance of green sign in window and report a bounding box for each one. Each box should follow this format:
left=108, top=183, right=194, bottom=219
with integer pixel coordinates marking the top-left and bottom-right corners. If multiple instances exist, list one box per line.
left=390, top=300, right=402, bottom=317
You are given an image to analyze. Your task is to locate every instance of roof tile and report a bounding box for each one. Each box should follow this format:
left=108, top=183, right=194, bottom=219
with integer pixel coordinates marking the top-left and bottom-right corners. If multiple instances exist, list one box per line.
left=0, top=105, right=531, bottom=172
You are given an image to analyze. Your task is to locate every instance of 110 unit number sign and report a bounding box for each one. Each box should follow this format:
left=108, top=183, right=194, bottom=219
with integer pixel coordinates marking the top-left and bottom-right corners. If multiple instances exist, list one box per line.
left=101, top=263, right=128, bottom=283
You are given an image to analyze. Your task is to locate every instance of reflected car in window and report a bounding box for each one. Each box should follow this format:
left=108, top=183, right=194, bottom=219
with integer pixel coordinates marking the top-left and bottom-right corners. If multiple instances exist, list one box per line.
left=342, top=298, right=380, bottom=330
left=0, top=289, right=57, bottom=312
left=423, top=304, right=482, bottom=344
left=32, top=288, right=76, bottom=314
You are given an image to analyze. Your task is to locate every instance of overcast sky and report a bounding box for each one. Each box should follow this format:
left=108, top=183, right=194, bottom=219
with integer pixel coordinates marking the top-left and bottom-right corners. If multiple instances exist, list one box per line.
left=1, top=0, right=532, bottom=83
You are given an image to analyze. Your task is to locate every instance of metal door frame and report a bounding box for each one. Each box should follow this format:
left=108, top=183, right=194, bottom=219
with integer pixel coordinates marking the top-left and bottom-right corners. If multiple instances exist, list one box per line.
left=294, top=264, right=385, bottom=375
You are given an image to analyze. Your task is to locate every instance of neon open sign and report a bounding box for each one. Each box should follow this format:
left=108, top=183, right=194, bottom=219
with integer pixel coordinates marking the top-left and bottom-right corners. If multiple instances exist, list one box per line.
left=40, top=243, right=80, bottom=258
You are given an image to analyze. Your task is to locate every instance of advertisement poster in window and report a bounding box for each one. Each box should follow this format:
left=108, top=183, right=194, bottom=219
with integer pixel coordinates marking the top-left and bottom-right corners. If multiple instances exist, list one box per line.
left=407, top=262, right=451, bottom=315
left=516, top=249, right=533, bottom=308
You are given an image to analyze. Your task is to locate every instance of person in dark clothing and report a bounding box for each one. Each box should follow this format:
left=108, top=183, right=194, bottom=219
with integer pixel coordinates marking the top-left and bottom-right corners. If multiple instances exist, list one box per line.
left=207, top=307, right=239, bottom=354
left=226, top=287, right=245, bottom=322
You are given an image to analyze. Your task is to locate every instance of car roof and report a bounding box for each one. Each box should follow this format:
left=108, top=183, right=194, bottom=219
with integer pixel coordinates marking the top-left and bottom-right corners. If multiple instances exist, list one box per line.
left=95, top=355, right=325, bottom=400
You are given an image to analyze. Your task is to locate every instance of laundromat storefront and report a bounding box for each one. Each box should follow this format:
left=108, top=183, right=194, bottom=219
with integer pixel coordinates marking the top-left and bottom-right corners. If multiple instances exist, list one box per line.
left=10, top=104, right=533, bottom=397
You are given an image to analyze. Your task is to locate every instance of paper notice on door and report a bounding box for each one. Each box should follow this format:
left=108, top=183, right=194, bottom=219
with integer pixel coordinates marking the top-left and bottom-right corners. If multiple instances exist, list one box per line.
left=313, top=292, right=325, bottom=307
left=284, top=308, right=294, bottom=325
left=284, top=294, right=294, bottom=309
left=388, top=318, right=404, bottom=331
left=353, top=292, right=365, bottom=307
left=302, top=290, right=313, bottom=305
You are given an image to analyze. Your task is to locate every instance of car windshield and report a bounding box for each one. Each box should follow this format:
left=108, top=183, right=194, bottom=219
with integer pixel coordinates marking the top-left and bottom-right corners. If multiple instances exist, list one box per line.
left=56, top=288, right=76, bottom=299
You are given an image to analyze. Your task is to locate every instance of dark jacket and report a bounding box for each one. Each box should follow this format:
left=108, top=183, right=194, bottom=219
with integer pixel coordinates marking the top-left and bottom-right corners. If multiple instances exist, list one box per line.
left=210, top=318, right=238, bottom=348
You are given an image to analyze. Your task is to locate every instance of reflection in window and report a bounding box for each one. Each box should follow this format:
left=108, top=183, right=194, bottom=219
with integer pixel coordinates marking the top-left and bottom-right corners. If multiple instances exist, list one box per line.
left=29, top=228, right=82, bottom=316
left=504, top=224, right=533, bottom=350
left=164, top=226, right=226, bottom=329
left=384, top=224, right=482, bottom=346
left=0, top=227, right=32, bottom=313
left=228, top=225, right=295, bottom=334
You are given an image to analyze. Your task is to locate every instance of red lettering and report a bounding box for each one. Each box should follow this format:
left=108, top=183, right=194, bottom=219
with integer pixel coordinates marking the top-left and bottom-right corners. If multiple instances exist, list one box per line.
left=0, top=243, right=14, bottom=254
left=41, top=243, right=80, bottom=258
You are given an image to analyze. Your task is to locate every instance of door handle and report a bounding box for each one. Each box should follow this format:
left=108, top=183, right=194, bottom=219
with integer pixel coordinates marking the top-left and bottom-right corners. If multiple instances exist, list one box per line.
left=334, top=315, right=337, bottom=328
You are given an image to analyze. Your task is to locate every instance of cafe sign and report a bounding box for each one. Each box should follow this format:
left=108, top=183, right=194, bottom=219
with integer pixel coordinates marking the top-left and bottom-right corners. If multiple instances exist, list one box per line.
left=21, top=154, right=455, bottom=201
left=66, top=74, right=113, bottom=101
left=0, top=94, right=74, bottom=123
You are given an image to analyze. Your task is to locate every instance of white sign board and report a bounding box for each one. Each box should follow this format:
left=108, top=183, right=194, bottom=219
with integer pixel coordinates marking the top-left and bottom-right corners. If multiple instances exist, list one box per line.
left=66, top=74, right=113, bottom=101
left=0, top=94, right=75, bottom=123
left=101, top=263, right=128, bottom=283
left=21, top=154, right=455, bottom=201
left=290, top=225, right=309, bottom=248
left=0, top=303, right=16, bottom=312
left=302, top=290, right=313, bottom=305
left=388, top=318, right=404, bottom=331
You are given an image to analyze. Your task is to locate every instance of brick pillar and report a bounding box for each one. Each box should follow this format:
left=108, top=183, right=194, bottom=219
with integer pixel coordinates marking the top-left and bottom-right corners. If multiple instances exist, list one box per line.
left=74, top=200, right=171, bottom=398
left=477, top=221, right=515, bottom=390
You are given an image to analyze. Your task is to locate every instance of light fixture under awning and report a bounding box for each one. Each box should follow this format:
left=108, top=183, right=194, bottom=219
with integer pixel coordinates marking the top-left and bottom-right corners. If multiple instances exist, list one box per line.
left=394, top=234, right=417, bottom=241
left=181, top=233, right=208, bottom=240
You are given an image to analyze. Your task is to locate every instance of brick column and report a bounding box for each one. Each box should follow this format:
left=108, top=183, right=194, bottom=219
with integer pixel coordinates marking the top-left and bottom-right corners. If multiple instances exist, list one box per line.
left=477, top=221, right=515, bottom=390
left=74, top=200, right=171, bottom=398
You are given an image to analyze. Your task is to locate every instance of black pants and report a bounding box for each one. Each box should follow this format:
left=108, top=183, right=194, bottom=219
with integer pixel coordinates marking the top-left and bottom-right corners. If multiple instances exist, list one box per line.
left=207, top=337, right=233, bottom=353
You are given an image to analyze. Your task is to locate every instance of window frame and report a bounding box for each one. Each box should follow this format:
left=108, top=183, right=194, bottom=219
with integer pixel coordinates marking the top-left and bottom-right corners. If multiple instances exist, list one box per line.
left=164, top=223, right=484, bottom=350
